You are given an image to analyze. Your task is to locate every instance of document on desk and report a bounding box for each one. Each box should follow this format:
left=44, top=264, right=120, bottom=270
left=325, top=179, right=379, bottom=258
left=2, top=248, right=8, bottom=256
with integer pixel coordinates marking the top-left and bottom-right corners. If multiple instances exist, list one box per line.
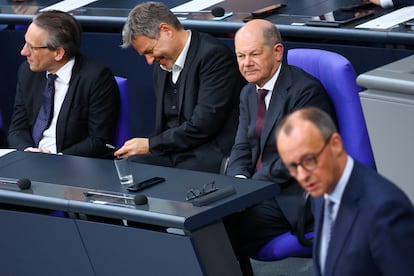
left=40, top=0, right=98, bottom=12
left=0, top=149, right=16, bottom=157
left=171, top=0, right=224, bottom=12
left=355, top=6, right=414, bottom=29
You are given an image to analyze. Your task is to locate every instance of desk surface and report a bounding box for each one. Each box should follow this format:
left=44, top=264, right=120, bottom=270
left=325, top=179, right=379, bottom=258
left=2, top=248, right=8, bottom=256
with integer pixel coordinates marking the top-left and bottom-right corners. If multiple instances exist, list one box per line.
left=0, top=151, right=278, bottom=231
left=1, top=0, right=413, bottom=46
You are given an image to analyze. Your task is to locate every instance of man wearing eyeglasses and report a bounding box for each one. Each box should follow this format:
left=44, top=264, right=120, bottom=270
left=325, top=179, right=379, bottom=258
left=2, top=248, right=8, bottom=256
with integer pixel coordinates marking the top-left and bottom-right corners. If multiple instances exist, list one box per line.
left=115, top=2, right=244, bottom=173
left=276, top=107, right=414, bottom=276
left=8, top=10, right=120, bottom=157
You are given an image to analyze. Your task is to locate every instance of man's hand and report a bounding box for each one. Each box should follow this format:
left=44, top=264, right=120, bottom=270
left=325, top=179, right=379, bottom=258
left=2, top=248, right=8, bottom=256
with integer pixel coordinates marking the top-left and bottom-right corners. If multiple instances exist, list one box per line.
left=368, top=0, right=382, bottom=6
left=114, top=138, right=149, bottom=158
left=24, top=147, right=52, bottom=154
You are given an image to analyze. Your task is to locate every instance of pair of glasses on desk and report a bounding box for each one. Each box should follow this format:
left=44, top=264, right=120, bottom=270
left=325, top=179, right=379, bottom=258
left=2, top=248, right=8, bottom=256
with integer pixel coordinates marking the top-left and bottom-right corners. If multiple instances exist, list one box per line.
left=186, top=181, right=218, bottom=201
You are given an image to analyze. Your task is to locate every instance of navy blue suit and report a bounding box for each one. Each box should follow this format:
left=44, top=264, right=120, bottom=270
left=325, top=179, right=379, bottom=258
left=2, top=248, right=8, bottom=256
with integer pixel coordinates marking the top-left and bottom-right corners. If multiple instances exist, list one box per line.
left=313, top=160, right=414, bottom=276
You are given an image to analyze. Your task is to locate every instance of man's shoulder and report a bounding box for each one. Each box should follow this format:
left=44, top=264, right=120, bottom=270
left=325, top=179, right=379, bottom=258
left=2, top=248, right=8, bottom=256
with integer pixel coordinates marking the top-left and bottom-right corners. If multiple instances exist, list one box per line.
left=73, top=54, right=114, bottom=77
left=351, top=161, right=412, bottom=205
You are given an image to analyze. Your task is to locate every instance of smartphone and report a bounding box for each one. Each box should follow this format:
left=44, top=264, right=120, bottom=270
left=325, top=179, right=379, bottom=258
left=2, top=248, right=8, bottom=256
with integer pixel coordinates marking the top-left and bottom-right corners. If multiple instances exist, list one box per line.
left=244, top=3, right=286, bottom=21
left=127, top=177, right=165, bottom=192
left=306, top=9, right=374, bottom=27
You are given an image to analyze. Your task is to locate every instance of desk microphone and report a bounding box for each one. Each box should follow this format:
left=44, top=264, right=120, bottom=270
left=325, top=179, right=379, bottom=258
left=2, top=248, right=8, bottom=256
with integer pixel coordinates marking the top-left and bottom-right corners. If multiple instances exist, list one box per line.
left=0, top=177, right=32, bottom=190
left=211, top=6, right=225, bottom=17
left=133, top=194, right=148, bottom=205
left=211, top=6, right=233, bottom=20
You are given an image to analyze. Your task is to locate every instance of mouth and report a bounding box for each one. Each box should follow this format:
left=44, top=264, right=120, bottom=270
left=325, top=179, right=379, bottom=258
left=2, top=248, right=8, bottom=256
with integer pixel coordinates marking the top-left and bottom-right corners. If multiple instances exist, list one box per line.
left=305, top=182, right=318, bottom=193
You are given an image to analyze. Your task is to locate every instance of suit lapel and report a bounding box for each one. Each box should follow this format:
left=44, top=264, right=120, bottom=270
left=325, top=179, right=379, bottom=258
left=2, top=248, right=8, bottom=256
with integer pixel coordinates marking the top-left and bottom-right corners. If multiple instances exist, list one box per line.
left=176, top=30, right=199, bottom=117
left=260, top=64, right=291, bottom=151
left=55, top=56, right=82, bottom=151
left=324, top=167, right=362, bottom=275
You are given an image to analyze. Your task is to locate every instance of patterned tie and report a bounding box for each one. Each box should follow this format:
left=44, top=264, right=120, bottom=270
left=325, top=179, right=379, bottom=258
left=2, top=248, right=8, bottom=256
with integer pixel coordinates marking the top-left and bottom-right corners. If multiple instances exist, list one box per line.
left=32, top=74, right=57, bottom=146
left=320, top=198, right=335, bottom=273
left=256, top=89, right=268, bottom=136
left=255, top=89, right=268, bottom=171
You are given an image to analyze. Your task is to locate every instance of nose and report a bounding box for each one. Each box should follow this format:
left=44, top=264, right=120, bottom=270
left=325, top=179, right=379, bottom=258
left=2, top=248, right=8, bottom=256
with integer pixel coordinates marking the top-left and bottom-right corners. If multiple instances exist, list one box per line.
left=144, top=54, right=155, bottom=65
left=295, top=165, right=310, bottom=184
left=242, top=56, right=252, bottom=66
left=21, top=43, right=30, bottom=56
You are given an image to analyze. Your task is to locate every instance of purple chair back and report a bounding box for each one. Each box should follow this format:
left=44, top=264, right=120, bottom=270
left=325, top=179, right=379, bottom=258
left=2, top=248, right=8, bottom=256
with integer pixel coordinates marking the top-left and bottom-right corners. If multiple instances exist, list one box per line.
left=253, top=49, right=377, bottom=264
left=115, top=76, right=130, bottom=148
left=288, top=48, right=376, bottom=169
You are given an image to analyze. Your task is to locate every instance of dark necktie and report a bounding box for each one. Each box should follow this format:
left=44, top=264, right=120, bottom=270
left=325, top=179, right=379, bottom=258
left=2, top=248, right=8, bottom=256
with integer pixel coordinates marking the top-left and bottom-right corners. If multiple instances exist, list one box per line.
left=256, top=89, right=268, bottom=136
left=32, top=73, right=57, bottom=146
left=255, top=89, right=268, bottom=171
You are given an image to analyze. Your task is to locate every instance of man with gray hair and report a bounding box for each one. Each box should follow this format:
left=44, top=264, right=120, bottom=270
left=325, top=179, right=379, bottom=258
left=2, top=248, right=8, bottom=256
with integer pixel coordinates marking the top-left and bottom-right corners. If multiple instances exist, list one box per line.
left=116, top=2, right=244, bottom=173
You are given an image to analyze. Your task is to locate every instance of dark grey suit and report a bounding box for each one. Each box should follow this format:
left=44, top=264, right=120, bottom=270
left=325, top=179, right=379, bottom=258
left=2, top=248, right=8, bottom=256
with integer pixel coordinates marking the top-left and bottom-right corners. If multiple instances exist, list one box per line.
left=131, top=30, right=244, bottom=173
left=313, top=160, right=414, bottom=276
left=225, top=63, right=336, bottom=255
left=8, top=54, right=120, bottom=157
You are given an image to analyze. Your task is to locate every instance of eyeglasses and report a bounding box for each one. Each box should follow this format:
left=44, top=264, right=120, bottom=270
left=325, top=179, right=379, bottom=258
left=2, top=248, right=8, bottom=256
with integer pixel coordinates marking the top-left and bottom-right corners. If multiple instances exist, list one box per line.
left=186, top=181, right=218, bottom=201
left=24, top=42, right=49, bottom=52
left=286, top=135, right=332, bottom=176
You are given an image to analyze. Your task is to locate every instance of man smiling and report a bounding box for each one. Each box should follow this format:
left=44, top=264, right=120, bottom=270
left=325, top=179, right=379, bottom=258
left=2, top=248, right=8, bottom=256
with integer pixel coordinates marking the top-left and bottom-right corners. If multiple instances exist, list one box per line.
left=117, top=1, right=244, bottom=173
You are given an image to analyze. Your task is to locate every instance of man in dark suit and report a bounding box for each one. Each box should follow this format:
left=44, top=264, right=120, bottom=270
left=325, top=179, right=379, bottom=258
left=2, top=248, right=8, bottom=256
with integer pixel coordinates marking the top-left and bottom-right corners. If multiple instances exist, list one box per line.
left=369, top=0, right=414, bottom=8
left=224, top=19, right=336, bottom=272
left=277, top=107, right=414, bottom=276
left=8, top=10, right=120, bottom=158
left=115, top=2, right=243, bottom=173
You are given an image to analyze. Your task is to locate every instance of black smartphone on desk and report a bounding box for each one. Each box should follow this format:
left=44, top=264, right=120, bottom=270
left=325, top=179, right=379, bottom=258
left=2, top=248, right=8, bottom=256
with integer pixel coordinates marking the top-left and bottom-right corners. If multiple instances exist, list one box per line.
left=306, top=9, right=375, bottom=27
left=243, top=3, right=286, bottom=22
left=127, top=177, right=165, bottom=192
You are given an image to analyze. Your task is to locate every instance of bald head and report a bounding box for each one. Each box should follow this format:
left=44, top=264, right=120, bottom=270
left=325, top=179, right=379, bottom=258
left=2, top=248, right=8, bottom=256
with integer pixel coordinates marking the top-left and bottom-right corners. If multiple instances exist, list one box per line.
left=235, top=19, right=282, bottom=48
left=234, top=19, right=284, bottom=87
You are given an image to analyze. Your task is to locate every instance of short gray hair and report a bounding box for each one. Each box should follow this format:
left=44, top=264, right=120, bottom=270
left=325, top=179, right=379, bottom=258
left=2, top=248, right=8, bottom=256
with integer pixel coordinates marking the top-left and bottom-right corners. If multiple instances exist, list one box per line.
left=122, top=1, right=183, bottom=48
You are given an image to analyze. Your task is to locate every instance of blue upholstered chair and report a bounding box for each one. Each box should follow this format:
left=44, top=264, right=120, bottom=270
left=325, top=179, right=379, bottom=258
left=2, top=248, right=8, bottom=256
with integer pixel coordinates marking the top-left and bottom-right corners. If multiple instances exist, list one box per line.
left=287, top=48, right=376, bottom=169
left=251, top=49, right=376, bottom=264
left=114, top=76, right=131, bottom=148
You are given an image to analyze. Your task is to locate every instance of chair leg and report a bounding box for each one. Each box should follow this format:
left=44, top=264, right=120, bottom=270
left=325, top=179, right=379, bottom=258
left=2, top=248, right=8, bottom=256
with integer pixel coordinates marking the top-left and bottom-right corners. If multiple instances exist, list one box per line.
left=239, top=256, right=255, bottom=276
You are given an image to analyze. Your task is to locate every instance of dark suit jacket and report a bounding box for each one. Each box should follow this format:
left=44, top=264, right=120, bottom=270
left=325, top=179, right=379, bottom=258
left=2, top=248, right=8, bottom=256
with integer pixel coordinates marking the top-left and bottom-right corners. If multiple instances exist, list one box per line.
left=149, top=30, right=244, bottom=173
left=313, top=160, right=414, bottom=276
left=226, top=63, right=336, bottom=228
left=8, top=54, right=120, bottom=158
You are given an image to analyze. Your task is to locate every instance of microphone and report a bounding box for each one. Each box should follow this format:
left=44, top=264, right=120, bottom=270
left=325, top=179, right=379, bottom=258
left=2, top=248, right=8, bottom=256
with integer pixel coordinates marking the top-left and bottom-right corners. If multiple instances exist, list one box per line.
left=133, top=194, right=148, bottom=205
left=211, top=6, right=233, bottom=21
left=0, top=177, right=32, bottom=190
left=211, top=6, right=225, bottom=17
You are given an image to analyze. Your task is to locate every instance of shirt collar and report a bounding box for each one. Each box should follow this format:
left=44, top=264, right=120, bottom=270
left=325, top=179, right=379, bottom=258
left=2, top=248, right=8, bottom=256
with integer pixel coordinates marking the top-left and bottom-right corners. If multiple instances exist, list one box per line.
left=325, top=155, right=354, bottom=208
left=256, top=63, right=282, bottom=92
left=47, top=58, right=75, bottom=84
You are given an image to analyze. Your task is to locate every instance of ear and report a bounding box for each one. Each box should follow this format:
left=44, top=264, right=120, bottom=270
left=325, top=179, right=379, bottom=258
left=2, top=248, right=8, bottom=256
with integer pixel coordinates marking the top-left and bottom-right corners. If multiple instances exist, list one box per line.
left=330, top=132, right=345, bottom=156
left=159, top=23, right=173, bottom=37
left=54, top=47, right=66, bottom=62
left=274, top=43, right=284, bottom=62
